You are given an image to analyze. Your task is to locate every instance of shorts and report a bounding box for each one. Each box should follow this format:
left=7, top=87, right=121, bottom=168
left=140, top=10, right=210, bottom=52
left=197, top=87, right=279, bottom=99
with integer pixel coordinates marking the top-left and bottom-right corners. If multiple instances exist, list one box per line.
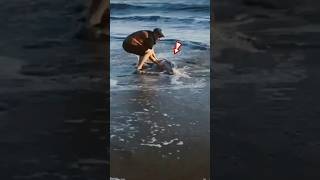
left=122, top=41, right=147, bottom=56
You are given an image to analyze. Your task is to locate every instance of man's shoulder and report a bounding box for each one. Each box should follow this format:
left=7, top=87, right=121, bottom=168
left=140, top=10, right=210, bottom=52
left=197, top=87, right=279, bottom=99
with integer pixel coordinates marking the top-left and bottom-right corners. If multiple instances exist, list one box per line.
left=144, top=30, right=153, bottom=36
left=132, top=30, right=151, bottom=33
left=128, top=30, right=149, bottom=37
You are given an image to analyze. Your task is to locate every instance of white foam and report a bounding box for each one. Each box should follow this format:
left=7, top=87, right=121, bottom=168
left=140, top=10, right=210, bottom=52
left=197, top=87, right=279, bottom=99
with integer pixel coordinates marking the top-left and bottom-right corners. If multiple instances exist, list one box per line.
left=140, top=143, right=162, bottom=148
left=176, top=141, right=184, bottom=145
left=161, top=79, right=207, bottom=90
left=172, top=66, right=192, bottom=78
left=110, top=135, right=116, bottom=138
left=110, top=79, right=118, bottom=87
left=110, top=82, right=206, bottom=91
left=170, top=76, right=183, bottom=85
left=162, top=138, right=179, bottom=145
left=193, top=69, right=210, bottom=73
left=148, top=137, right=157, bottom=143
left=110, top=66, right=207, bottom=92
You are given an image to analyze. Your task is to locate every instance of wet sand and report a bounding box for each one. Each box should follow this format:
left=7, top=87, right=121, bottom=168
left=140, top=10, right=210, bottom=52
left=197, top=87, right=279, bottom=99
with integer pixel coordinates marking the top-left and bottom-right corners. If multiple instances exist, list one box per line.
left=110, top=57, right=210, bottom=179
left=0, top=0, right=107, bottom=179
left=110, top=87, right=210, bottom=180
left=213, top=0, right=320, bottom=179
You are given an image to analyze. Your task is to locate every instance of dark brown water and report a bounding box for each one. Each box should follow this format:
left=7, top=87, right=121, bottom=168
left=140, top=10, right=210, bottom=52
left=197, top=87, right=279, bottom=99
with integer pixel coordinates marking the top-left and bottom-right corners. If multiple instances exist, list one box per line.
left=213, top=0, right=320, bottom=179
left=0, top=0, right=107, bottom=179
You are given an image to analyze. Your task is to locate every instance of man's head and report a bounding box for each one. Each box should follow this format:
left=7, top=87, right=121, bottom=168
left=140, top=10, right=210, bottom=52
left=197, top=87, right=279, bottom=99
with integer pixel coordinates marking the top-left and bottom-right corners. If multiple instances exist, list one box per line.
left=153, top=28, right=164, bottom=40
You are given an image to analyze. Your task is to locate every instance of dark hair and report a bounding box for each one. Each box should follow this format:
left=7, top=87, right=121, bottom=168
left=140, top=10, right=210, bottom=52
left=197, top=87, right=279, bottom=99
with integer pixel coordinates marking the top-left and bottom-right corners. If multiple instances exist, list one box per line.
left=153, top=28, right=164, bottom=37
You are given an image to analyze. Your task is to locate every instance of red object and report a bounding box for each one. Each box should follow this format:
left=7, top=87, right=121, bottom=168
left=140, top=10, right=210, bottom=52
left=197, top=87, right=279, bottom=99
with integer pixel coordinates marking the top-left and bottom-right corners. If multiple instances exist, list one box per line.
left=173, top=41, right=182, bottom=54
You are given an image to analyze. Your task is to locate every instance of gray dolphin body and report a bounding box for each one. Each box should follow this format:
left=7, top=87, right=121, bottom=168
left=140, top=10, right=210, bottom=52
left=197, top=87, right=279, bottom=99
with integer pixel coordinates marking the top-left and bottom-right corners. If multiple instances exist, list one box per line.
left=136, top=59, right=175, bottom=75
left=153, top=59, right=175, bottom=75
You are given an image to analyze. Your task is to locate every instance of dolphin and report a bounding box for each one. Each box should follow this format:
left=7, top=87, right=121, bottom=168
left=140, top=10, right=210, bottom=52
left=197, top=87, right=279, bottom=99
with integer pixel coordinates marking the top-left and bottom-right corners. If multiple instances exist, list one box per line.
left=154, top=59, right=175, bottom=75
left=134, top=59, right=175, bottom=75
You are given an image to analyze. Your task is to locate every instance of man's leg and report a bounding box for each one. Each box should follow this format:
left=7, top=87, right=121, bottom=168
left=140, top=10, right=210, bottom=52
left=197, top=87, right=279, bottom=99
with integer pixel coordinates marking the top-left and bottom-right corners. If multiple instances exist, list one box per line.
left=135, top=56, right=147, bottom=67
left=137, top=56, right=143, bottom=68
left=137, top=50, right=153, bottom=70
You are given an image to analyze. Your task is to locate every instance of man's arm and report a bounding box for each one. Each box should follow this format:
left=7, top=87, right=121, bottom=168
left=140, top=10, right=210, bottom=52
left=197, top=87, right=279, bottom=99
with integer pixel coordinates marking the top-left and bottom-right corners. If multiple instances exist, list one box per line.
left=149, top=56, right=160, bottom=65
left=147, top=49, right=161, bottom=65
left=151, top=49, right=159, bottom=60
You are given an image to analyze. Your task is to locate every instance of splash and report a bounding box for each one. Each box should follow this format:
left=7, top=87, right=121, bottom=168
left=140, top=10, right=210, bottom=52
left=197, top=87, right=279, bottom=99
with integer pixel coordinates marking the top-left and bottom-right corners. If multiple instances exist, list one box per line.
left=170, top=66, right=191, bottom=85
left=110, top=79, right=118, bottom=88
left=172, top=66, right=191, bottom=78
left=110, top=178, right=125, bottom=180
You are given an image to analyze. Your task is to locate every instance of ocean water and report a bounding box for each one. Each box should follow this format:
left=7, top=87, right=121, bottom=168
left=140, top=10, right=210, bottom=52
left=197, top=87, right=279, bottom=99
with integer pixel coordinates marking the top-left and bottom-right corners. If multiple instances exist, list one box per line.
left=110, top=0, right=210, bottom=89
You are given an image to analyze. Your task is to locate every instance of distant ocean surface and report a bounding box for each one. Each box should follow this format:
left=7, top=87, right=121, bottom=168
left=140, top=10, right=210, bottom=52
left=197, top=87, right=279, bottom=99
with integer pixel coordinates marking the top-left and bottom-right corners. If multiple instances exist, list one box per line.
left=110, top=0, right=210, bottom=83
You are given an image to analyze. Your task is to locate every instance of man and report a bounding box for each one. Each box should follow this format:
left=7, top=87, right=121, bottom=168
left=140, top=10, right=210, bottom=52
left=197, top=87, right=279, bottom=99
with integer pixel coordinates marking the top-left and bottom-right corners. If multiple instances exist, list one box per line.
left=122, top=28, right=165, bottom=72
left=76, top=0, right=108, bottom=40
left=88, top=0, right=108, bottom=30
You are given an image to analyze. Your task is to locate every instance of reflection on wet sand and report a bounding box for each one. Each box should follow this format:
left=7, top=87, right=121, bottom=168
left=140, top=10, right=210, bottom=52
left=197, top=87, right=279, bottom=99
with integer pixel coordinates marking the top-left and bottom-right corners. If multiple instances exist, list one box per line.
left=0, top=0, right=107, bottom=179
left=110, top=72, right=210, bottom=179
